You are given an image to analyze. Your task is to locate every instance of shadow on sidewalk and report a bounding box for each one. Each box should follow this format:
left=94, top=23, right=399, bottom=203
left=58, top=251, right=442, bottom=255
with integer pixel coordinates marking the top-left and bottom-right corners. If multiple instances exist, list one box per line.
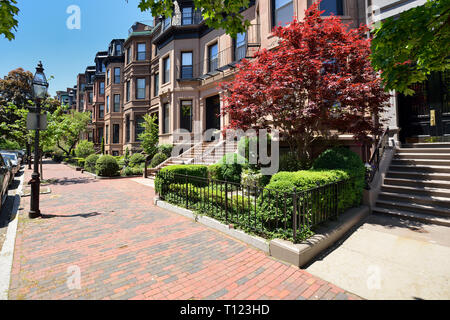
left=41, top=212, right=101, bottom=219
left=42, top=177, right=95, bottom=186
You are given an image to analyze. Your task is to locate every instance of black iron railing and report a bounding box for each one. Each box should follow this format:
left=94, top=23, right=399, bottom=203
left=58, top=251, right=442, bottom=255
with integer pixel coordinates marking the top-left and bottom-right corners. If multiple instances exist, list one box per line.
left=156, top=171, right=356, bottom=242
left=366, top=127, right=390, bottom=186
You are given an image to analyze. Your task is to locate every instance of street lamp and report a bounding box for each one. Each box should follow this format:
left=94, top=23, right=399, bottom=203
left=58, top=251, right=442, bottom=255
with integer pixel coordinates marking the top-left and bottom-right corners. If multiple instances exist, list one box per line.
left=29, top=61, right=48, bottom=219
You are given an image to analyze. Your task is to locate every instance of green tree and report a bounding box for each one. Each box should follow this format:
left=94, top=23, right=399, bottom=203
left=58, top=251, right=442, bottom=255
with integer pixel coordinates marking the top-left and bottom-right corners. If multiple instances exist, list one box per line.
left=42, top=105, right=91, bottom=157
left=138, top=113, right=159, bottom=159
left=371, top=0, right=450, bottom=95
left=75, top=140, right=95, bottom=158
left=136, top=0, right=251, bottom=37
left=0, top=0, right=19, bottom=40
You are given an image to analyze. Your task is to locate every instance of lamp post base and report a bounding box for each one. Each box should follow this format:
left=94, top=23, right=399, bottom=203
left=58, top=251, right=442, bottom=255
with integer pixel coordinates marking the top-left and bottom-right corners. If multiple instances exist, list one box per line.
left=28, top=210, right=41, bottom=219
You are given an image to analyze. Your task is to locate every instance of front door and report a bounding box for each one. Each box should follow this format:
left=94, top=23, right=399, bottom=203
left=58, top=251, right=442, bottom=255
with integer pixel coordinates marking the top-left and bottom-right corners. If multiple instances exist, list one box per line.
left=205, top=95, right=221, bottom=131
left=398, top=71, right=450, bottom=143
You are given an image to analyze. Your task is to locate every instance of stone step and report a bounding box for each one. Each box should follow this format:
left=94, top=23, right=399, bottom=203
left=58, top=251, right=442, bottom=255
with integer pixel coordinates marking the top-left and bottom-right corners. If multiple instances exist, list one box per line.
left=385, top=171, right=450, bottom=182
left=396, top=148, right=450, bottom=154
left=391, top=158, right=450, bottom=166
left=375, top=199, right=450, bottom=218
left=394, top=153, right=450, bottom=160
left=372, top=207, right=450, bottom=227
left=389, top=164, right=450, bottom=174
left=384, top=178, right=450, bottom=190
left=381, top=184, right=450, bottom=197
left=378, top=191, right=450, bottom=209
left=402, top=143, right=450, bottom=149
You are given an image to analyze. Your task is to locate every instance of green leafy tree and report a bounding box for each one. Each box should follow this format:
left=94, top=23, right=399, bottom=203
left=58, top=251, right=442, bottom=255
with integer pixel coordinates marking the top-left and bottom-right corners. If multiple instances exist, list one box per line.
left=75, top=140, right=95, bottom=158
left=371, top=0, right=450, bottom=95
left=0, top=68, right=33, bottom=107
left=138, top=113, right=159, bottom=159
left=0, top=0, right=19, bottom=40
left=135, top=0, right=251, bottom=37
left=42, top=105, right=91, bottom=158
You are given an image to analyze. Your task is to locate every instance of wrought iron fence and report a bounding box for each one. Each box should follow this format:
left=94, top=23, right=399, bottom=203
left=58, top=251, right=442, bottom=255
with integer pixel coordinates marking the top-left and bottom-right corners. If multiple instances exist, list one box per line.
left=156, top=171, right=356, bottom=241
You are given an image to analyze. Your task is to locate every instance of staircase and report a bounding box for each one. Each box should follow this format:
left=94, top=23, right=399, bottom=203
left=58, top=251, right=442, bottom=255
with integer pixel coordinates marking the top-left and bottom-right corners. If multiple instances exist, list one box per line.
left=146, top=139, right=238, bottom=177
left=373, top=143, right=450, bottom=226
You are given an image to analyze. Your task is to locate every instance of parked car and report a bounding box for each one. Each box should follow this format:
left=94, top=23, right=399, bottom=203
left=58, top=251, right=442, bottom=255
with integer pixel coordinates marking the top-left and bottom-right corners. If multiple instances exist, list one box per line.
left=0, top=152, right=20, bottom=176
left=1, top=150, right=22, bottom=167
left=0, top=154, right=12, bottom=208
left=4, top=159, right=15, bottom=186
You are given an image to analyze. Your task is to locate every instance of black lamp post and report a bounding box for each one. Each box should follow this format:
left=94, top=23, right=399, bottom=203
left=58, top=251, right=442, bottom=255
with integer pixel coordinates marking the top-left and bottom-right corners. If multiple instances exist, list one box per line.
left=29, top=61, right=48, bottom=219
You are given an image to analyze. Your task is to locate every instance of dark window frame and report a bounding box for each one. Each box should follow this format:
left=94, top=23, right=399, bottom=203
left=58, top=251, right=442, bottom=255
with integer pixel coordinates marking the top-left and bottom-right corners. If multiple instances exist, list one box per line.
left=272, top=0, right=294, bottom=27
left=163, top=56, right=170, bottom=84
left=114, top=67, right=121, bottom=84
left=137, top=43, right=146, bottom=61
left=136, top=78, right=146, bottom=100
left=163, top=103, right=170, bottom=134
left=113, top=124, right=120, bottom=144
left=113, top=94, right=121, bottom=113
left=208, top=43, right=218, bottom=72
left=181, top=51, right=193, bottom=79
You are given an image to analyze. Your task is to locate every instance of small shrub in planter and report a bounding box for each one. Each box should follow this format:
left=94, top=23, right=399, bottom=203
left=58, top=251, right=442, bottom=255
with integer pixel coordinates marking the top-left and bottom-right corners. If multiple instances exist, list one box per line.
left=150, top=152, right=168, bottom=168
left=129, top=153, right=146, bottom=168
left=95, top=155, right=120, bottom=177
left=85, top=154, right=100, bottom=173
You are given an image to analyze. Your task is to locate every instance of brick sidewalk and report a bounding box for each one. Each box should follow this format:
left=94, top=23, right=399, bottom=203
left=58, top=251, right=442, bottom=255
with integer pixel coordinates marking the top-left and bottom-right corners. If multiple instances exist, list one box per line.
left=8, top=161, right=360, bottom=300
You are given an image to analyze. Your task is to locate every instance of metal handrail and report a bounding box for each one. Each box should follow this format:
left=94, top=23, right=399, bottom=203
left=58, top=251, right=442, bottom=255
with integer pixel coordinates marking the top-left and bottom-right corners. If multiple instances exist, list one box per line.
left=366, top=127, right=390, bottom=186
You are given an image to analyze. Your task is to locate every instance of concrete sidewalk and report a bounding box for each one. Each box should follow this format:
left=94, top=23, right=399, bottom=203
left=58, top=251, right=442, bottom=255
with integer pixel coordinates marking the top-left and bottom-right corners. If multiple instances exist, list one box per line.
left=306, top=214, right=450, bottom=300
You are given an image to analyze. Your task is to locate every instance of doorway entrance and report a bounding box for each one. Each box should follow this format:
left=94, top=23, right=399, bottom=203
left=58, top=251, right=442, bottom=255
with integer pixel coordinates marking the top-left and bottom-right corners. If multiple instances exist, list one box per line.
left=398, top=71, right=450, bottom=143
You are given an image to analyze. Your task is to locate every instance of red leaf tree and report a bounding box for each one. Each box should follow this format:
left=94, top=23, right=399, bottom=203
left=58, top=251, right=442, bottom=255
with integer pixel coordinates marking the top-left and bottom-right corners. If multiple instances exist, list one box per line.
left=221, top=2, right=390, bottom=166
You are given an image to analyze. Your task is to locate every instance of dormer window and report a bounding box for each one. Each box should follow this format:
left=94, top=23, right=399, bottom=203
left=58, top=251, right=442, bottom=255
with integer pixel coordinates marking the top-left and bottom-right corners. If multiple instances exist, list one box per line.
left=182, top=7, right=193, bottom=25
left=115, top=43, right=122, bottom=56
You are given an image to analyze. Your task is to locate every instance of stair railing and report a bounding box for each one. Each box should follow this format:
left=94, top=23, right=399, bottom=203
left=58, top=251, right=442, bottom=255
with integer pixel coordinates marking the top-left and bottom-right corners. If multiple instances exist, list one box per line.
left=366, top=127, right=390, bottom=187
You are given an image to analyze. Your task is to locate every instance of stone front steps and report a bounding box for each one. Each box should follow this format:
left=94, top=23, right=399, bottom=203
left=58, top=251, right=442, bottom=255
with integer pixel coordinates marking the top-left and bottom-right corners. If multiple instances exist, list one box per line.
left=372, top=143, right=450, bottom=227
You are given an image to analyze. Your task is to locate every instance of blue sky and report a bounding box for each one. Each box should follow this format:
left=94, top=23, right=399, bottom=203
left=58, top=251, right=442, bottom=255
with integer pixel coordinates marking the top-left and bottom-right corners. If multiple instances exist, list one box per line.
left=0, top=0, right=152, bottom=96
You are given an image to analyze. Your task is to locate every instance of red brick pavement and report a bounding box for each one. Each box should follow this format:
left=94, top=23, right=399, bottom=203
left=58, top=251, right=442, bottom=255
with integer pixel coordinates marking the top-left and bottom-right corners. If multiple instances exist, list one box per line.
left=8, top=161, right=361, bottom=300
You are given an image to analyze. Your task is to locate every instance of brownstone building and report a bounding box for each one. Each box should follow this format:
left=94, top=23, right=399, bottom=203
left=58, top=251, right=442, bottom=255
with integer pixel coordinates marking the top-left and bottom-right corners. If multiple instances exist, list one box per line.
left=92, top=52, right=107, bottom=148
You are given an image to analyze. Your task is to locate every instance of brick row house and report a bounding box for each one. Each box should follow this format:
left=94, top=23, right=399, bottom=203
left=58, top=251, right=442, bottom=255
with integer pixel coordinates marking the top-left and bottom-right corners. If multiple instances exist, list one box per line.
left=69, top=1, right=374, bottom=158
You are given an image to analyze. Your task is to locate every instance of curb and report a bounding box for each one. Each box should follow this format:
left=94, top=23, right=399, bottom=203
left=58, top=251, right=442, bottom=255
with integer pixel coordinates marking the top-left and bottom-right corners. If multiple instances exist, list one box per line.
left=0, top=171, right=25, bottom=300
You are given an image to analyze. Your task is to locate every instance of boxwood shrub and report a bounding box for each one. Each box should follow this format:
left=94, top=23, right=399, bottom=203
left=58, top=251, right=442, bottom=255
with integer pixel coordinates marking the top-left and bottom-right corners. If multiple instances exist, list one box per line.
left=129, top=153, right=146, bottom=168
left=95, top=155, right=120, bottom=177
left=85, top=154, right=99, bottom=173
left=151, top=152, right=168, bottom=168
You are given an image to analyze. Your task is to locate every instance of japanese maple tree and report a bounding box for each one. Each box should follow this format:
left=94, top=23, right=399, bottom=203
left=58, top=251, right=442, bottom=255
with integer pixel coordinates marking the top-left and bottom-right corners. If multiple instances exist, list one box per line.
left=221, top=2, right=390, bottom=166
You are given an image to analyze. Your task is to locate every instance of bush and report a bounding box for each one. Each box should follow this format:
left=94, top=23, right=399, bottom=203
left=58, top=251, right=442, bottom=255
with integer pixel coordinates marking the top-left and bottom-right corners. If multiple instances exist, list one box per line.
left=75, top=140, right=95, bottom=158
left=311, top=147, right=365, bottom=201
left=78, top=159, right=85, bottom=168
left=123, top=166, right=143, bottom=176
left=158, top=144, right=173, bottom=158
left=237, top=135, right=272, bottom=169
left=129, top=153, right=146, bottom=168
left=241, top=168, right=265, bottom=188
left=84, top=154, right=100, bottom=173
left=207, top=164, right=223, bottom=180
left=95, top=155, right=119, bottom=177
left=217, top=153, right=248, bottom=183
left=51, top=150, right=64, bottom=162
left=155, top=165, right=208, bottom=193
left=279, top=152, right=301, bottom=172
left=150, top=152, right=168, bottom=168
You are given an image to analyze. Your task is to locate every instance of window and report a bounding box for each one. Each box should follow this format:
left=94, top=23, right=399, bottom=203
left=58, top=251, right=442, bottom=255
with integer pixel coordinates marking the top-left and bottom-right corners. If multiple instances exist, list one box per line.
left=320, top=0, right=344, bottom=16
left=154, top=73, right=159, bottom=97
left=164, top=16, right=171, bottom=30
left=163, top=56, right=170, bottom=83
left=99, top=105, right=104, bottom=118
left=272, top=0, right=294, bottom=27
left=113, top=124, right=120, bottom=144
left=106, top=125, right=109, bottom=144
left=127, top=48, right=131, bottom=64
left=101, top=63, right=106, bottom=73
left=100, top=82, right=105, bottom=95
left=126, top=81, right=130, bottom=101
left=135, top=115, right=144, bottom=142
left=106, top=96, right=110, bottom=113
left=136, top=78, right=146, bottom=99
left=107, top=69, right=110, bottom=85
left=97, top=127, right=103, bottom=144
left=126, top=115, right=130, bottom=143
left=89, top=92, right=93, bottom=103
left=114, top=94, right=120, bottom=112
left=163, top=103, right=170, bottom=134
left=208, top=43, right=218, bottom=72
left=180, top=100, right=192, bottom=132
left=182, top=7, right=193, bottom=25
left=234, top=32, right=247, bottom=61
left=114, top=67, right=121, bottom=84
left=181, top=52, right=193, bottom=79
left=137, top=43, right=146, bottom=61
left=115, top=44, right=122, bottom=56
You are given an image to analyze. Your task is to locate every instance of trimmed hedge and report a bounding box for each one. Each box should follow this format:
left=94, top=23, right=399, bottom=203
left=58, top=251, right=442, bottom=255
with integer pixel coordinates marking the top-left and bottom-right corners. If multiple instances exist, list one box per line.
left=129, top=153, right=146, bottom=167
left=95, top=155, right=119, bottom=177
left=155, top=165, right=209, bottom=193
left=207, top=164, right=222, bottom=180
